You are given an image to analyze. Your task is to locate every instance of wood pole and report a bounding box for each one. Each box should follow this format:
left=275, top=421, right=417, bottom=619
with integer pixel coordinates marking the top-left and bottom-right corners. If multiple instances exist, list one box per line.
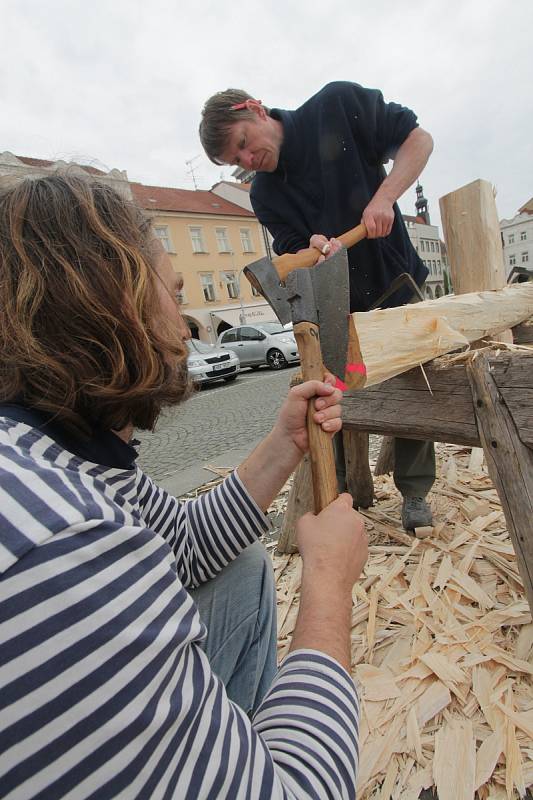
left=277, top=454, right=313, bottom=555
left=467, top=352, right=533, bottom=614
left=374, top=435, right=395, bottom=476
left=342, top=430, right=374, bottom=508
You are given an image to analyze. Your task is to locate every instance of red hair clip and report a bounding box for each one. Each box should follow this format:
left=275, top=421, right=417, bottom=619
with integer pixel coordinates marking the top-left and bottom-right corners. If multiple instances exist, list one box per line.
left=230, top=99, right=261, bottom=110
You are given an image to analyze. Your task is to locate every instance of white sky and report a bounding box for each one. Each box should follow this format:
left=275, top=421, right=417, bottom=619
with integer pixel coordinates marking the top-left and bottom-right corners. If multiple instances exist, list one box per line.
left=1, top=0, right=532, bottom=229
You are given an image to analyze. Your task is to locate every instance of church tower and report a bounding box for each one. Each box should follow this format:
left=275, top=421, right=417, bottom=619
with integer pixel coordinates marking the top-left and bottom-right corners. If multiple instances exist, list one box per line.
left=415, top=182, right=430, bottom=224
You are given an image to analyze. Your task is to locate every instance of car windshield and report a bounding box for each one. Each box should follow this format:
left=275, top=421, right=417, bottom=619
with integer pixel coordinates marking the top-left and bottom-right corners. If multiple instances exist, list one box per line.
left=187, top=339, right=215, bottom=354
left=257, top=322, right=287, bottom=335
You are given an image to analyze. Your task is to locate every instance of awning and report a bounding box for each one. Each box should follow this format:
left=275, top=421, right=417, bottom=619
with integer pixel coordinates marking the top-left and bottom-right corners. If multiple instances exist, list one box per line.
left=210, top=304, right=276, bottom=328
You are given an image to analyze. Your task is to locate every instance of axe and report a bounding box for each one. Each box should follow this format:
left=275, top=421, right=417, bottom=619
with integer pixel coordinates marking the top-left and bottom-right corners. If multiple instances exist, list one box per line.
left=244, top=222, right=367, bottom=513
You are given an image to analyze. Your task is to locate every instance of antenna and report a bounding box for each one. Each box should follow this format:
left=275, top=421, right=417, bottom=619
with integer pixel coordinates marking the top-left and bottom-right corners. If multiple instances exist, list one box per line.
left=185, top=155, right=202, bottom=190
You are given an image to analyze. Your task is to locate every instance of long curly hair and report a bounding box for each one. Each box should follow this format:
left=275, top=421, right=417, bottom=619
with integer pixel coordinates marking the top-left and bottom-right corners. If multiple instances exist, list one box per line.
left=0, top=171, right=190, bottom=434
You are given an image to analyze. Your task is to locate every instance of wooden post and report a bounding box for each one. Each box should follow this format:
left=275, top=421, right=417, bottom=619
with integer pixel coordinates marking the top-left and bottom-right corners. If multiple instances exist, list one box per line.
left=342, top=430, right=374, bottom=508
left=467, top=353, right=533, bottom=612
left=439, top=179, right=507, bottom=294
left=374, top=435, right=395, bottom=476
left=277, top=454, right=314, bottom=554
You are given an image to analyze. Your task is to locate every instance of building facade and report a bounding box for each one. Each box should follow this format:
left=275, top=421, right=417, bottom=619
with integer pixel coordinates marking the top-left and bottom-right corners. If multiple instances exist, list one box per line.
left=130, top=183, right=273, bottom=342
left=0, top=153, right=274, bottom=343
left=500, top=197, right=533, bottom=281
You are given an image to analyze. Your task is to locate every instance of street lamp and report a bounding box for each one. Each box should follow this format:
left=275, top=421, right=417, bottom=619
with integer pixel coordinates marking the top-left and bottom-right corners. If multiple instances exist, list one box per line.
left=229, top=249, right=247, bottom=325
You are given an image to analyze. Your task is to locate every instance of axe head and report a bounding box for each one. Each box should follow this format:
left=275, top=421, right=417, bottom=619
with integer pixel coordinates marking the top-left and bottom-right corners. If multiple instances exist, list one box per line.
left=244, top=248, right=351, bottom=383
left=243, top=257, right=292, bottom=325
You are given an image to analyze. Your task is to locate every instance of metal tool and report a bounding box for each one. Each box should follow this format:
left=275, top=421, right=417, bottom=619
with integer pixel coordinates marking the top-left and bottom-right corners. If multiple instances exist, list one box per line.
left=244, top=231, right=363, bottom=512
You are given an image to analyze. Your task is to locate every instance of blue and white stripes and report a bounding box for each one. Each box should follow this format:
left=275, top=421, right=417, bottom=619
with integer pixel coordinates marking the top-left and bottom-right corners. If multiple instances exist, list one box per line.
left=0, top=419, right=359, bottom=799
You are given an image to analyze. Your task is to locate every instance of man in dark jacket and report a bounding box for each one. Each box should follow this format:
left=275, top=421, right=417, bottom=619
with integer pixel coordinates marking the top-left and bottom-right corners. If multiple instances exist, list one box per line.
left=199, top=82, right=435, bottom=530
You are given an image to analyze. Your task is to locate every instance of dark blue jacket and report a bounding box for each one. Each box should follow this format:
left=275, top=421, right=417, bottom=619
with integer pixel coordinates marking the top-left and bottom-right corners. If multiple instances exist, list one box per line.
left=250, top=81, right=428, bottom=311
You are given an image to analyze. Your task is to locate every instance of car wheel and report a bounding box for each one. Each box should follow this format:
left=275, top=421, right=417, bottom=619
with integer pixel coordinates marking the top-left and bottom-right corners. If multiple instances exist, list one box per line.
left=267, top=349, right=287, bottom=370
left=224, top=375, right=238, bottom=383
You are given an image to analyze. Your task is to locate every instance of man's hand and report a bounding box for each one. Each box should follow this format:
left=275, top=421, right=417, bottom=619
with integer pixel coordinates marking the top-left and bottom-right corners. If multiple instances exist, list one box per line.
left=309, top=234, right=343, bottom=263
left=275, top=375, right=342, bottom=457
left=297, top=493, right=368, bottom=588
left=362, top=195, right=395, bottom=239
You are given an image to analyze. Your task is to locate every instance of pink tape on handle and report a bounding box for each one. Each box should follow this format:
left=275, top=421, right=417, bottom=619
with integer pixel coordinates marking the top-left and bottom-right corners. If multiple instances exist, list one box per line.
left=334, top=377, right=348, bottom=392
left=346, top=362, right=367, bottom=376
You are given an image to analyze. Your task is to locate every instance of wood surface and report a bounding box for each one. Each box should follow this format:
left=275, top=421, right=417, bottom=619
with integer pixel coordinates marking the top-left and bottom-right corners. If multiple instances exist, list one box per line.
left=349, top=282, right=533, bottom=390
left=342, top=430, right=374, bottom=508
left=439, top=179, right=507, bottom=294
left=374, top=435, right=395, bottom=476
left=341, top=351, right=533, bottom=449
left=277, top=455, right=313, bottom=554
left=292, top=320, right=338, bottom=513
left=467, top=352, right=533, bottom=614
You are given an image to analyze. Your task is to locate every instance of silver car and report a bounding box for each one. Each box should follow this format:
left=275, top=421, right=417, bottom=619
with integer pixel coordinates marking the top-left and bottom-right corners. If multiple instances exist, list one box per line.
left=217, top=322, right=300, bottom=370
left=187, top=339, right=240, bottom=385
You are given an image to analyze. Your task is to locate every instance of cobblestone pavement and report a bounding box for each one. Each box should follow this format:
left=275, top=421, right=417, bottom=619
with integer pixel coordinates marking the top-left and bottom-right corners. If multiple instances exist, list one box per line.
left=135, top=366, right=381, bottom=487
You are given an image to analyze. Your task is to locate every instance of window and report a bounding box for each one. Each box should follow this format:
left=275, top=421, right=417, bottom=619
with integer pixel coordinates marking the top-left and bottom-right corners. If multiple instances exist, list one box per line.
left=510, top=255, right=516, bottom=266
left=154, top=225, right=174, bottom=253
left=175, top=272, right=187, bottom=304
left=508, top=233, right=515, bottom=244
left=521, top=231, right=527, bottom=241
left=221, top=330, right=238, bottom=343
left=241, top=326, right=261, bottom=340
left=221, top=271, right=239, bottom=299
left=435, top=241, right=440, bottom=253
left=190, top=226, right=207, bottom=253
left=522, top=252, right=529, bottom=263
left=430, top=241, right=435, bottom=252
left=240, top=228, right=254, bottom=252
left=200, top=273, right=216, bottom=301
left=421, top=240, right=425, bottom=252
left=215, top=227, right=231, bottom=253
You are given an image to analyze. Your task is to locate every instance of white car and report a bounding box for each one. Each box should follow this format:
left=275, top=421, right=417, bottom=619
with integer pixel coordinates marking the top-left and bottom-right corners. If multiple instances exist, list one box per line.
left=217, top=322, right=300, bottom=370
left=186, top=339, right=240, bottom=385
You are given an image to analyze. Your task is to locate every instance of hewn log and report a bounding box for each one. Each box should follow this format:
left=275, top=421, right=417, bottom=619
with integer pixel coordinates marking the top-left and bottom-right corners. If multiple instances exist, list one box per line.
left=342, top=430, right=374, bottom=508
left=347, top=283, right=533, bottom=390
left=467, top=353, right=533, bottom=613
left=341, top=351, right=533, bottom=450
left=439, top=179, right=507, bottom=294
left=512, top=319, right=533, bottom=345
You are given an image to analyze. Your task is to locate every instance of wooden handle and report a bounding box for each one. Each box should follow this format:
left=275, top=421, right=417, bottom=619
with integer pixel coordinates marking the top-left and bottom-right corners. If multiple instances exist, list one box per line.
left=273, top=223, right=367, bottom=282
left=293, top=321, right=339, bottom=513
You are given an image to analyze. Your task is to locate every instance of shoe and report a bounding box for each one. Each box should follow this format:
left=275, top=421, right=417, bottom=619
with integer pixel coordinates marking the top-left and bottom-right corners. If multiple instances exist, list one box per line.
left=401, top=496, right=433, bottom=531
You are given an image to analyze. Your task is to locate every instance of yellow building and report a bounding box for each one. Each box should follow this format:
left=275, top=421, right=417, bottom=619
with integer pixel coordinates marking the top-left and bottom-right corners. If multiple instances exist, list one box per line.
left=131, top=183, right=272, bottom=342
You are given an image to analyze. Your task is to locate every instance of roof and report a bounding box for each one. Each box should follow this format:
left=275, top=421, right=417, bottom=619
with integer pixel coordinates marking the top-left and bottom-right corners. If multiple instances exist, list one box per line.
left=403, top=214, right=427, bottom=225
left=131, top=183, right=254, bottom=217
left=518, top=197, right=533, bottom=215
left=15, top=155, right=107, bottom=176
left=211, top=180, right=252, bottom=193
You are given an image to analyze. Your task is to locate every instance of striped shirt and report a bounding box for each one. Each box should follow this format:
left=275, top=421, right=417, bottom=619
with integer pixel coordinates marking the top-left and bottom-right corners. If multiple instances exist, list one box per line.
left=0, top=418, right=360, bottom=799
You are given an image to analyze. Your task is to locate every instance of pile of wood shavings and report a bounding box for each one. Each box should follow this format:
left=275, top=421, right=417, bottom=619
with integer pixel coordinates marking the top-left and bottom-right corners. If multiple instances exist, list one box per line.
left=273, top=444, right=533, bottom=800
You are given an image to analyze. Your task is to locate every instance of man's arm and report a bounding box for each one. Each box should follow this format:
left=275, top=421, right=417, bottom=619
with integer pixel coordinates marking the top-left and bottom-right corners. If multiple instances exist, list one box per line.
left=363, top=127, right=434, bottom=238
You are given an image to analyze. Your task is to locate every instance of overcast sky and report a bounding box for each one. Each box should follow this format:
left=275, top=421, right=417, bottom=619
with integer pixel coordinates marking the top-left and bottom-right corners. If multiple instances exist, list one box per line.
left=2, top=0, right=532, bottom=229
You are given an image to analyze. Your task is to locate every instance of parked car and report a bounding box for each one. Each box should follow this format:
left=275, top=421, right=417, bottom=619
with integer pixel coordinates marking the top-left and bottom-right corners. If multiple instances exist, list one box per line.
left=186, top=338, right=240, bottom=385
left=217, top=322, right=300, bottom=370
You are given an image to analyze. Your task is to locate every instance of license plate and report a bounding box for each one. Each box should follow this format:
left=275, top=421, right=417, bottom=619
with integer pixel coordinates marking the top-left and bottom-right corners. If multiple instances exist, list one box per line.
left=213, top=363, right=225, bottom=371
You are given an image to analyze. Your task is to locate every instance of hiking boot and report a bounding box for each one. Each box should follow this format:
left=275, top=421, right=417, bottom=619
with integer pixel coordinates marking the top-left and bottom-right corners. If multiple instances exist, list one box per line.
left=401, top=496, right=433, bottom=531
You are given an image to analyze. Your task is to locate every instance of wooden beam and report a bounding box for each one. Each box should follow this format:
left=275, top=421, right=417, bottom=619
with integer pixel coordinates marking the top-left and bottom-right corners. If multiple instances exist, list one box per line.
left=439, top=179, right=506, bottom=294
left=342, top=352, right=533, bottom=450
left=467, top=353, right=533, bottom=613
left=346, top=282, right=533, bottom=390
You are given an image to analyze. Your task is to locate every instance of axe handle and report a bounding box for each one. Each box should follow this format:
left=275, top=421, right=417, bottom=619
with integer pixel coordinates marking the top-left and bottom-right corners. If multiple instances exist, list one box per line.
left=273, top=223, right=367, bottom=283
left=293, top=320, right=339, bottom=513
